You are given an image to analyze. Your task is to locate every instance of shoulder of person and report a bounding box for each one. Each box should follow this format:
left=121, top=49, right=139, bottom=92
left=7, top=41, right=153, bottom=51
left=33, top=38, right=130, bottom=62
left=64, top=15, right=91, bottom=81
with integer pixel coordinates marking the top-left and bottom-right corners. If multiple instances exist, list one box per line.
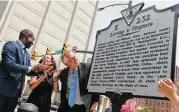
left=79, top=63, right=91, bottom=72
left=5, top=41, right=18, bottom=47
left=3, top=41, right=18, bottom=50
left=79, top=63, right=91, bottom=68
left=60, top=67, right=69, bottom=74
left=58, top=67, right=69, bottom=81
left=4, top=41, right=16, bottom=46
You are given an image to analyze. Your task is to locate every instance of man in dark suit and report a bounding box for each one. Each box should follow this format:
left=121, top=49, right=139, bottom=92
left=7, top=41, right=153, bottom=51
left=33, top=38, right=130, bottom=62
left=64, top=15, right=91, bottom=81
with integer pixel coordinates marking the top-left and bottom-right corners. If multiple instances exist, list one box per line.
left=0, top=29, right=47, bottom=112
left=57, top=50, right=99, bottom=112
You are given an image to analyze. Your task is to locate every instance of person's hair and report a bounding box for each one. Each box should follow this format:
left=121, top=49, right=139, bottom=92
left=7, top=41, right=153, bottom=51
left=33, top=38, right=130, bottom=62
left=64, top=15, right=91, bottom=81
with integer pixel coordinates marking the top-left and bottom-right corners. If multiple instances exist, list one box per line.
left=61, top=50, right=71, bottom=64
left=39, top=55, right=57, bottom=74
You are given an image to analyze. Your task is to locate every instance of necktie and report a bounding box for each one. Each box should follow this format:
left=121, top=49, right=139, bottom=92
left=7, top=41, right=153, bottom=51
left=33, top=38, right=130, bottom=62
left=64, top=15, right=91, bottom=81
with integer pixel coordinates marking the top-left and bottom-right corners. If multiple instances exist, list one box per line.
left=68, top=69, right=78, bottom=107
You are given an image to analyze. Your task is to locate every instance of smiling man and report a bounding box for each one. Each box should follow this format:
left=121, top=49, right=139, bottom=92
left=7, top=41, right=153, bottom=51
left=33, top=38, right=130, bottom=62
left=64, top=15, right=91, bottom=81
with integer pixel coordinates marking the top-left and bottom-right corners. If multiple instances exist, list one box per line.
left=0, top=29, right=48, bottom=112
left=57, top=50, right=99, bottom=112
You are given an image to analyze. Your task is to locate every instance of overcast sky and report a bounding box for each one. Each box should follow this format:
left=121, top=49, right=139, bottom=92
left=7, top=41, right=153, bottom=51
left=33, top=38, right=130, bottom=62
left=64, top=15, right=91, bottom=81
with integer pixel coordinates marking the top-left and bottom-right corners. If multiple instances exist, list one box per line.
left=86, top=0, right=179, bottom=66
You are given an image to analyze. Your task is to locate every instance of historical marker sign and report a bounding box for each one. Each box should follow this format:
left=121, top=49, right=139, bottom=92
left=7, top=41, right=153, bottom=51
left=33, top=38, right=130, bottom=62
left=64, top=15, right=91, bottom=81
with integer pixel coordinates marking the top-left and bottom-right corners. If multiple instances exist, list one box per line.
left=87, top=3, right=179, bottom=98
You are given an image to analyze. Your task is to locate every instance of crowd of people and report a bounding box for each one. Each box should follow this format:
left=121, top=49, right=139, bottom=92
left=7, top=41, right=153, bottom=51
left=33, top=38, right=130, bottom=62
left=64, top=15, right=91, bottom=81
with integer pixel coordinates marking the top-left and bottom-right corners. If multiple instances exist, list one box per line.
left=0, top=29, right=179, bottom=112
left=0, top=29, right=98, bottom=112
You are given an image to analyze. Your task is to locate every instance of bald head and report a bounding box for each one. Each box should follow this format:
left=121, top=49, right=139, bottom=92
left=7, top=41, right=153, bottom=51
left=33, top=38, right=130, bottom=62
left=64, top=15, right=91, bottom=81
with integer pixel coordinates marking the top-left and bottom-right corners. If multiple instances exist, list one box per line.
left=19, top=29, right=35, bottom=48
left=19, top=29, right=34, bottom=39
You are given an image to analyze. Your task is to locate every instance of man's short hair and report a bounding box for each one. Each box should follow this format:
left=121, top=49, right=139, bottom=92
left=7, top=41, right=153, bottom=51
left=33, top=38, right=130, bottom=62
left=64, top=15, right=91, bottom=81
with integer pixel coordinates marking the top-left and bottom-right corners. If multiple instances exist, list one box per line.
left=61, top=50, right=71, bottom=64
left=19, top=29, right=34, bottom=39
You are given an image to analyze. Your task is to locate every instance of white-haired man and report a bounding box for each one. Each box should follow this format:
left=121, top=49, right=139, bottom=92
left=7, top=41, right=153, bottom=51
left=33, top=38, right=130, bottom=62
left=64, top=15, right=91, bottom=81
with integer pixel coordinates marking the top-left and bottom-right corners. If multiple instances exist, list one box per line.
left=57, top=50, right=99, bottom=112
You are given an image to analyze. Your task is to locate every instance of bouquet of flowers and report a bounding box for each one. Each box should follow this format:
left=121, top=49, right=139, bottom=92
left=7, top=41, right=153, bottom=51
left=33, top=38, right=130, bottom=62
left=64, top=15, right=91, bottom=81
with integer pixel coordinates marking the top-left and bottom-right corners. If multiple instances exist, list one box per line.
left=120, top=99, right=137, bottom=112
left=120, top=99, right=152, bottom=112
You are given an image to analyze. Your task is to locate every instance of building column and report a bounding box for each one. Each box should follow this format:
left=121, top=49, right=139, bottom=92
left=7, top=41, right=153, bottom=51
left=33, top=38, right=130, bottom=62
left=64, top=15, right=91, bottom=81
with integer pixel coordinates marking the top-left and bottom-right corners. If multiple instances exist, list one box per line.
left=82, top=1, right=99, bottom=62
left=31, top=1, right=52, bottom=52
left=0, top=1, right=17, bottom=41
left=58, top=0, right=78, bottom=66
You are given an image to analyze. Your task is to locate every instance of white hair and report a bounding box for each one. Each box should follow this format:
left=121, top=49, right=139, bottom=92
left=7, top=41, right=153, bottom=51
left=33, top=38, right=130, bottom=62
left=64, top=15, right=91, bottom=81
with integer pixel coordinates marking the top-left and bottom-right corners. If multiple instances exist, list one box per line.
left=61, top=50, right=71, bottom=64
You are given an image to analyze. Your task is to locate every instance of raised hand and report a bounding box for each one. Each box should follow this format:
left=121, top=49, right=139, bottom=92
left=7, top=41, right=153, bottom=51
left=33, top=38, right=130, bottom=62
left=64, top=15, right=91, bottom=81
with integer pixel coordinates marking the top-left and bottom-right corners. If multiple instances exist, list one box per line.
left=31, top=63, right=48, bottom=72
left=53, top=68, right=61, bottom=81
left=157, top=79, right=177, bottom=100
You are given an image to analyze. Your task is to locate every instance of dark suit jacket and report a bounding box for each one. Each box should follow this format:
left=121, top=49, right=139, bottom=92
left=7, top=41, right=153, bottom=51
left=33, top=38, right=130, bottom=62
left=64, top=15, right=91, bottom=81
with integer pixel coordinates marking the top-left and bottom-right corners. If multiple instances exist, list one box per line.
left=0, top=41, right=31, bottom=97
left=58, top=63, right=99, bottom=112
